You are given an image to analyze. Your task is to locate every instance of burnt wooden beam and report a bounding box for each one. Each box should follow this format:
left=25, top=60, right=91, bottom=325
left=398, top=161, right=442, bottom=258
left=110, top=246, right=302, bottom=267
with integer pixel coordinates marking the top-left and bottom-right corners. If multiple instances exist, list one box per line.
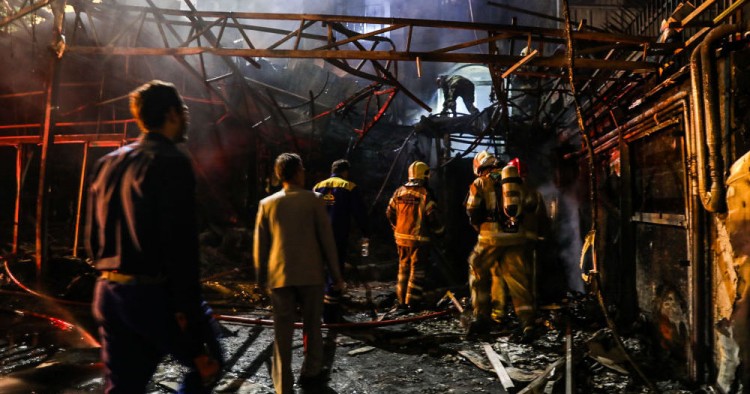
left=66, top=47, right=657, bottom=72
left=314, top=24, right=403, bottom=51
left=0, top=0, right=54, bottom=29
left=85, top=4, right=656, bottom=45
left=0, top=133, right=131, bottom=146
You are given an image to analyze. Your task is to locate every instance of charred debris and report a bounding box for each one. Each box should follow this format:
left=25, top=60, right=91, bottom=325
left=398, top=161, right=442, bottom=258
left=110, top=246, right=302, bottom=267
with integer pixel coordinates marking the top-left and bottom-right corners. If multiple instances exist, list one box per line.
left=1, top=0, right=750, bottom=393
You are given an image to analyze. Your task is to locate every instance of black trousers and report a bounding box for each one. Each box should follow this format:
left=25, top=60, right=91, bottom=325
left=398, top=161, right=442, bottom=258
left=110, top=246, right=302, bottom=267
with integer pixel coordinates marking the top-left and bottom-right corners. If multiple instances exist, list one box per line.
left=93, top=279, right=224, bottom=393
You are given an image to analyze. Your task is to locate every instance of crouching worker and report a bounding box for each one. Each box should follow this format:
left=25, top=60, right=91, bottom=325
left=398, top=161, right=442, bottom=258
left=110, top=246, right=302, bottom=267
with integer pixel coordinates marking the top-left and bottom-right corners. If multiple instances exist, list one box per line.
left=86, top=80, right=224, bottom=393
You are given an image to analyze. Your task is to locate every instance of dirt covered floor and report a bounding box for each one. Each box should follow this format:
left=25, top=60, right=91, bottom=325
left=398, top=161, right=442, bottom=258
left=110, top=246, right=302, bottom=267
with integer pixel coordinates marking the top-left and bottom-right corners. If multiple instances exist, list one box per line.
left=0, top=256, right=700, bottom=393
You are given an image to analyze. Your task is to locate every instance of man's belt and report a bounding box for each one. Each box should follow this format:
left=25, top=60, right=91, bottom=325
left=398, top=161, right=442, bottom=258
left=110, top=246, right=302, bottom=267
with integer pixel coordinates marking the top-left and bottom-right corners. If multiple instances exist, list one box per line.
left=100, top=271, right=166, bottom=285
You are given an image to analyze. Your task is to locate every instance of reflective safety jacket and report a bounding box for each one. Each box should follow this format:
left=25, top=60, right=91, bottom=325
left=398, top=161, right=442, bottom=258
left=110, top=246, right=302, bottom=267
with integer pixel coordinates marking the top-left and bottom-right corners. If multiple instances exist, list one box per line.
left=313, top=176, right=369, bottom=241
left=386, top=181, right=445, bottom=246
left=465, top=171, right=543, bottom=246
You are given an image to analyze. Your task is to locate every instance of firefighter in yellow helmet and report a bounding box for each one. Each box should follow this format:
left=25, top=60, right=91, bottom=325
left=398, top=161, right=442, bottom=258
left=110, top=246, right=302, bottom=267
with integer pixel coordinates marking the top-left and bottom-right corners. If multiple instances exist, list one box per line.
left=465, top=151, right=543, bottom=341
left=386, top=161, right=445, bottom=311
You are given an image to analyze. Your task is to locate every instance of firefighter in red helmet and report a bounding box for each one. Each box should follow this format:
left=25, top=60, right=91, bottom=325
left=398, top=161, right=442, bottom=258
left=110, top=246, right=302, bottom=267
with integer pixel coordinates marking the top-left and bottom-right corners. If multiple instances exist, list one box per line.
left=465, top=152, right=543, bottom=341
left=386, top=161, right=445, bottom=311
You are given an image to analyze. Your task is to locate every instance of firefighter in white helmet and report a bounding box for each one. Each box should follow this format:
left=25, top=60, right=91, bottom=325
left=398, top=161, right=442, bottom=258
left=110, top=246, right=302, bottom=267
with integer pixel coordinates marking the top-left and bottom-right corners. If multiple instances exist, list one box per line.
left=386, top=161, right=445, bottom=311
left=464, top=152, right=543, bottom=341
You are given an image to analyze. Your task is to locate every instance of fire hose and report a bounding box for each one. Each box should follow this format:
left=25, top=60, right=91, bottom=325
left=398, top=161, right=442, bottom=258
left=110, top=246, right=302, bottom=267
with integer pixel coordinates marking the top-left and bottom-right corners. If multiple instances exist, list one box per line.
left=215, top=309, right=450, bottom=329
left=3, top=256, right=451, bottom=330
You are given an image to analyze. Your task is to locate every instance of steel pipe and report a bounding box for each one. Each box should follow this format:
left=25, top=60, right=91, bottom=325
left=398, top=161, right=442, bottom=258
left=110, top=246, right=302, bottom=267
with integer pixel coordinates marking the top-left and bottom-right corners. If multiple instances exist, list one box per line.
left=696, top=24, right=742, bottom=212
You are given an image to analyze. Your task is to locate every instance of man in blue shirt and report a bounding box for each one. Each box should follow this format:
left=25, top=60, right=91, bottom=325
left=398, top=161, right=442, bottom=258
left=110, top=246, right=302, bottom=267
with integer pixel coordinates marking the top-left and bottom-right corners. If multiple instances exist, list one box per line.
left=86, top=81, right=223, bottom=393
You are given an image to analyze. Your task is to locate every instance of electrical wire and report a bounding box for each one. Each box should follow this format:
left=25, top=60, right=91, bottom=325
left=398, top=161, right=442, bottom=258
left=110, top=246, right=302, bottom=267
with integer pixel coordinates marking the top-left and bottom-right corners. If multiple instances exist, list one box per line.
left=561, top=1, right=658, bottom=392
left=368, top=129, right=417, bottom=216
left=439, top=104, right=502, bottom=168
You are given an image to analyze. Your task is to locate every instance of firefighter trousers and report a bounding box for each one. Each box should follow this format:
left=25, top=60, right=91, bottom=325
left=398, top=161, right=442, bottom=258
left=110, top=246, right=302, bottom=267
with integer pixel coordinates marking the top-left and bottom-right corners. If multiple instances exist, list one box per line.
left=396, top=244, right=429, bottom=307
left=468, top=242, right=535, bottom=327
left=93, top=280, right=224, bottom=394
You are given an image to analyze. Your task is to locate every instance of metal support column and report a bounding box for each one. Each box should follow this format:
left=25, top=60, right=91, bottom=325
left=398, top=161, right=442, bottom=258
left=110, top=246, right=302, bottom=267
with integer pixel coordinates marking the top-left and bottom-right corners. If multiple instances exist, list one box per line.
left=35, top=56, right=62, bottom=276
left=13, top=144, right=22, bottom=254
left=72, top=142, right=89, bottom=258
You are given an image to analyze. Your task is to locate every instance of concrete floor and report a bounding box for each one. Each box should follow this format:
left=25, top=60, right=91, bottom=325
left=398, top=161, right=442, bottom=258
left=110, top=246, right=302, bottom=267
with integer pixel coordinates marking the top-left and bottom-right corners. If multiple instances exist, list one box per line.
left=0, top=272, right=696, bottom=393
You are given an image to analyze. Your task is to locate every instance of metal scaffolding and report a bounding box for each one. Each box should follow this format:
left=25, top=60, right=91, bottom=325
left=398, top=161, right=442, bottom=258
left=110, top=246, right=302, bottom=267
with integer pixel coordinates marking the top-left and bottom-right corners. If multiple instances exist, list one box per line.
left=0, top=0, right=735, bottom=271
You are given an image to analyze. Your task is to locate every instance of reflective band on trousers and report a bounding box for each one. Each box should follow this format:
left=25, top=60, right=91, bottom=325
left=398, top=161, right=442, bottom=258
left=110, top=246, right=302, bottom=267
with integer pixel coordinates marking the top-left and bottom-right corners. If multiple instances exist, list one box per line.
left=477, top=234, right=526, bottom=246
left=395, top=232, right=430, bottom=242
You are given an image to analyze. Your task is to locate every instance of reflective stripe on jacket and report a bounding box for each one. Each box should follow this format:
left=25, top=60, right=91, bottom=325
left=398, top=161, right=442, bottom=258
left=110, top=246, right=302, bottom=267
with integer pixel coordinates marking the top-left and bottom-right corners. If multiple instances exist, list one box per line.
left=386, top=182, right=444, bottom=246
left=313, top=176, right=369, bottom=240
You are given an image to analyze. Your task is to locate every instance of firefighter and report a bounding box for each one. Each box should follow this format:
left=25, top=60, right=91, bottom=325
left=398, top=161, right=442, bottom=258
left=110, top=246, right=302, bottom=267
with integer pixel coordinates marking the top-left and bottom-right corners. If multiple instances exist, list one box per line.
left=386, top=161, right=445, bottom=311
left=436, top=75, right=480, bottom=117
left=465, top=151, right=541, bottom=341
left=313, top=159, right=370, bottom=323
left=726, top=151, right=750, bottom=390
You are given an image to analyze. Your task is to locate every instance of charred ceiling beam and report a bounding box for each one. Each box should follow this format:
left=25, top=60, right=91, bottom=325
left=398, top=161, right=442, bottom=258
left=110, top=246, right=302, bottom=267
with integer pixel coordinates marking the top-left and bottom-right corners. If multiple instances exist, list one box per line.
left=0, top=133, right=131, bottom=146
left=84, top=4, right=657, bottom=46
left=66, top=47, right=657, bottom=72
left=76, top=3, right=668, bottom=53
left=0, top=0, right=54, bottom=29
left=327, top=22, right=430, bottom=111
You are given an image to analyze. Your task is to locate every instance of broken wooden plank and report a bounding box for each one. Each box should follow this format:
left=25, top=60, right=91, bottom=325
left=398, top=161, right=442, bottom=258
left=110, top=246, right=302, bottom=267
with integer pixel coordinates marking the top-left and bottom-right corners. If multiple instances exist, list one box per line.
left=457, top=349, right=493, bottom=372
left=347, top=346, right=376, bottom=356
left=483, top=343, right=514, bottom=392
left=517, top=357, right=566, bottom=394
left=506, top=367, right=542, bottom=382
left=459, top=349, right=541, bottom=382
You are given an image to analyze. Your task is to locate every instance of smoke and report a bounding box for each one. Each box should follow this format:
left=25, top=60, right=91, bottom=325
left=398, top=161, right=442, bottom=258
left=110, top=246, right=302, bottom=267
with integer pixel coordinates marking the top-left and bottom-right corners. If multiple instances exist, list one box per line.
left=557, top=187, right=585, bottom=293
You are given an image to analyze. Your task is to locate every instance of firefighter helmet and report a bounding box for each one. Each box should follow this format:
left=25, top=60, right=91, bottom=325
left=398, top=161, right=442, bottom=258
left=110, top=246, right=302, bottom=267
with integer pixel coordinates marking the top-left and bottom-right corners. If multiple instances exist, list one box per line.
left=408, top=161, right=430, bottom=181
left=473, top=150, right=497, bottom=176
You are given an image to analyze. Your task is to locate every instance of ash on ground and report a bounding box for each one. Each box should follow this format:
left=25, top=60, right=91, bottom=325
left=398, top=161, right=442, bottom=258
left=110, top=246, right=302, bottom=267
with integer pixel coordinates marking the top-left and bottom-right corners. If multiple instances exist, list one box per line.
left=0, top=260, right=699, bottom=393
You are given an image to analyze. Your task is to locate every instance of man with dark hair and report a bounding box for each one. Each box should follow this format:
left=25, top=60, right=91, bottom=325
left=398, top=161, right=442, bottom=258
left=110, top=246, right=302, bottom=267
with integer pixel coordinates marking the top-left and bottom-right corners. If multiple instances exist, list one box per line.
left=255, top=153, right=344, bottom=393
left=86, top=80, right=223, bottom=393
left=313, top=158, right=369, bottom=323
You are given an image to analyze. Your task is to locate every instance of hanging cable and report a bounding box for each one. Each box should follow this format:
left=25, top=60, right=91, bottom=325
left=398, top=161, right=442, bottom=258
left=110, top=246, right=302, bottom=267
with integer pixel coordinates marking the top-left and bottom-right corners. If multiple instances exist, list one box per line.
left=561, top=1, right=658, bottom=392
left=368, top=129, right=417, bottom=216
left=439, top=104, right=502, bottom=168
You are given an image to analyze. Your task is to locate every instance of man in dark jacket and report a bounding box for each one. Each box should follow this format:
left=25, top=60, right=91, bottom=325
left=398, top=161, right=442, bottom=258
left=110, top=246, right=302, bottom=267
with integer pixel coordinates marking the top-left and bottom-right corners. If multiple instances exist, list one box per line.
left=86, top=80, right=223, bottom=393
left=314, top=159, right=369, bottom=323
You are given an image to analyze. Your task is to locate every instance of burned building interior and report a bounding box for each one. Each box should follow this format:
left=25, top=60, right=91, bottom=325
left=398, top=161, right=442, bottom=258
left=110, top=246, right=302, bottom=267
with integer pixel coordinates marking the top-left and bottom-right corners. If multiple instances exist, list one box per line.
left=2, top=0, right=750, bottom=393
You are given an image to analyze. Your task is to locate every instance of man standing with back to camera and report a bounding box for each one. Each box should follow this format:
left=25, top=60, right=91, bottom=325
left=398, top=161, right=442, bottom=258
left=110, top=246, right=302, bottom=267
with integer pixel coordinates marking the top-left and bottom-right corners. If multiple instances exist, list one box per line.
left=386, top=161, right=445, bottom=312
left=254, top=153, right=345, bottom=393
left=465, top=151, right=540, bottom=341
left=86, top=80, right=223, bottom=393
left=314, top=159, right=370, bottom=323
